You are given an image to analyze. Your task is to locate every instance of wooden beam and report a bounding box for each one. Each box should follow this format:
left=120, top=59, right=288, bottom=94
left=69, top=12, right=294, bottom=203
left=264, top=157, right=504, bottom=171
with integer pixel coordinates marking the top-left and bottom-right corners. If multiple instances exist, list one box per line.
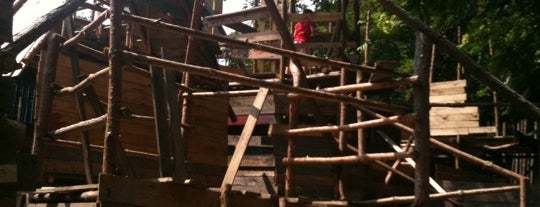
left=230, top=31, right=281, bottom=42
left=102, top=0, right=123, bottom=175
left=282, top=152, right=411, bottom=165
left=287, top=114, right=414, bottom=135
left=288, top=12, right=341, bottom=22
left=32, top=34, right=61, bottom=157
left=150, top=66, right=173, bottom=177
left=321, top=75, right=419, bottom=93
left=412, top=32, right=432, bottom=206
left=56, top=67, right=109, bottom=96
left=377, top=0, right=540, bottom=120
left=204, top=6, right=268, bottom=27
left=221, top=88, right=269, bottom=188
left=62, top=11, right=109, bottom=49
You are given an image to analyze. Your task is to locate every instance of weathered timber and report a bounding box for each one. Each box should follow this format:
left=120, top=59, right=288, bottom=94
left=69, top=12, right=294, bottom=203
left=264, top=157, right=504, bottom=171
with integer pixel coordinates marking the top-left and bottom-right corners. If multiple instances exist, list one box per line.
left=286, top=94, right=300, bottom=197
left=2, top=0, right=86, bottom=56
left=21, top=32, right=50, bottom=65
left=282, top=152, right=411, bottom=165
left=102, top=0, right=123, bottom=175
left=204, top=6, right=268, bottom=27
left=385, top=135, right=413, bottom=184
left=287, top=114, right=414, bottom=135
left=230, top=31, right=281, bottom=42
left=32, top=34, right=61, bottom=156
left=150, top=66, right=173, bottom=177
left=377, top=0, right=540, bottom=120
left=56, top=67, right=109, bottom=95
left=121, top=13, right=401, bottom=76
left=412, top=32, right=432, bottom=207
left=163, top=58, right=185, bottom=179
left=68, top=45, right=94, bottom=184
left=121, top=50, right=408, bottom=114
left=221, top=88, right=269, bottom=188
left=48, top=115, right=106, bottom=137
left=12, top=0, right=28, bottom=14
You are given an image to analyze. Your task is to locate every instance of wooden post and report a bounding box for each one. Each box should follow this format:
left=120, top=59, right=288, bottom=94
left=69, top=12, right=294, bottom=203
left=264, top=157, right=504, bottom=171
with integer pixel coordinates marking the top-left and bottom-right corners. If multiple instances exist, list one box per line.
left=221, top=88, right=269, bottom=188
left=412, top=31, right=431, bottom=206
left=69, top=49, right=94, bottom=184
left=32, top=34, right=61, bottom=180
left=285, top=94, right=299, bottom=197
left=102, top=0, right=123, bottom=175
left=150, top=65, right=173, bottom=177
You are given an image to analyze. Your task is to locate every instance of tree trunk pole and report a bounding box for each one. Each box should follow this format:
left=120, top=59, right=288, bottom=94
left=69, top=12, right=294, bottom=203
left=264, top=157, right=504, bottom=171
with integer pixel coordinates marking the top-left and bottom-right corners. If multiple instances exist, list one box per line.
left=102, top=0, right=123, bottom=175
left=376, top=0, right=540, bottom=120
left=412, top=32, right=431, bottom=207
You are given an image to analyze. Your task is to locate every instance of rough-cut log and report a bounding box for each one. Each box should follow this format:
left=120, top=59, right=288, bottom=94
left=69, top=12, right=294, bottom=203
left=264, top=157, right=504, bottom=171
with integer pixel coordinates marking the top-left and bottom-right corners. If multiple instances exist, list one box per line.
left=21, top=32, right=50, bottom=64
left=377, top=0, right=540, bottom=120
left=102, top=0, right=123, bottom=175
left=287, top=114, right=414, bottom=135
left=352, top=185, right=520, bottom=206
left=48, top=115, right=106, bottom=137
left=282, top=152, right=411, bottom=165
left=122, top=13, right=400, bottom=76
left=286, top=94, right=300, bottom=197
left=121, top=50, right=408, bottom=114
left=56, top=67, right=109, bottom=95
left=12, top=0, right=27, bottom=14
left=412, top=32, right=431, bottom=206
left=322, top=75, right=419, bottom=93
left=32, top=34, right=61, bottom=155
left=2, top=0, right=86, bottom=56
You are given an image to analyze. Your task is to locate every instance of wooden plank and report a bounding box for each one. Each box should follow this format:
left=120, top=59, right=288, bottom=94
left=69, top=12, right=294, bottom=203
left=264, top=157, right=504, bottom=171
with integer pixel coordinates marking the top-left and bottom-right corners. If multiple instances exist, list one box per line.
left=431, top=128, right=470, bottom=136
left=468, top=126, right=497, bottom=134
left=27, top=203, right=97, bottom=207
left=230, top=94, right=279, bottom=115
left=288, top=12, right=341, bottom=22
left=430, top=107, right=478, bottom=115
left=221, top=88, right=269, bottom=187
left=204, top=6, right=268, bottom=27
left=430, top=113, right=479, bottom=122
left=430, top=87, right=465, bottom=96
left=430, top=121, right=479, bottom=129
left=231, top=31, right=281, bottom=42
left=35, top=184, right=98, bottom=193
left=429, top=94, right=467, bottom=103
left=430, top=80, right=466, bottom=90
left=247, top=49, right=281, bottom=59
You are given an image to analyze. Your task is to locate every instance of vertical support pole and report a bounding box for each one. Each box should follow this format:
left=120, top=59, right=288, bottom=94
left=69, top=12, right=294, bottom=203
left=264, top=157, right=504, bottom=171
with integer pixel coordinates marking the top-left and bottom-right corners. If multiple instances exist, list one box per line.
left=337, top=0, right=349, bottom=199
left=411, top=32, right=431, bottom=207
left=519, top=177, right=528, bottom=207
left=32, top=34, right=61, bottom=184
left=285, top=94, right=299, bottom=197
left=150, top=65, right=173, bottom=177
left=493, top=92, right=500, bottom=136
left=181, top=0, right=204, bottom=144
left=102, top=0, right=123, bottom=174
left=359, top=9, right=370, bottom=155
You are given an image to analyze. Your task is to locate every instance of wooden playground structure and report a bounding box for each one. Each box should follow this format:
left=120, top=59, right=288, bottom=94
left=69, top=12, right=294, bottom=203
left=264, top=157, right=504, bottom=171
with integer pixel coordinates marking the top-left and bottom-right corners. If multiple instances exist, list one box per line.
left=0, top=0, right=538, bottom=206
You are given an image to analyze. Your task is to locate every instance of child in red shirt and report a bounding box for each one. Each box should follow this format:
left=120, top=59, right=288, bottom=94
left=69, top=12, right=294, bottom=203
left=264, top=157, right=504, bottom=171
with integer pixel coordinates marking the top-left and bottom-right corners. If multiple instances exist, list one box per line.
left=293, top=9, right=315, bottom=45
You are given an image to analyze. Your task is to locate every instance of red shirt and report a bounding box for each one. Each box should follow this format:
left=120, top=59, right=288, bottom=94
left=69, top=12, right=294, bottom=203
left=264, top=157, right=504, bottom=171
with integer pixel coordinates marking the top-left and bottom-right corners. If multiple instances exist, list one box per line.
left=293, top=21, right=313, bottom=43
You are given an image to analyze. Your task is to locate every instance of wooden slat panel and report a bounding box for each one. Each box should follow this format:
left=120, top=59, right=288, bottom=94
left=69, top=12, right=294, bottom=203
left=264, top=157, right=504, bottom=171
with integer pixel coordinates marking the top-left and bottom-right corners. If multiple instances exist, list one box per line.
left=430, top=107, right=478, bottom=115
left=468, top=126, right=497, bottom=134
left=231, top=31, right=281, bottom=42
left=430, top=120, right=479, bottom=129
left=429, top=94, right=467, bottom=103
left=430, top=113, right=479, bottom=123
left=430, top=87, right=465, bottom=96
left=430, top=80, right=466, bottom=90
left=431, top=126, right=497, bottom=136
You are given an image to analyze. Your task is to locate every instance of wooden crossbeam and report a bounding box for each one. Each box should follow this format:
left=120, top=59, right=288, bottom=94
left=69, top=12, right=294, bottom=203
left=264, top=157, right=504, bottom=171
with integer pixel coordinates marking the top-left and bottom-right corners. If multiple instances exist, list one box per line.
left=204, top=6, right=268, bottom=27
left=289, top=12, right=341, bottom=22
left=221, top=88, right=270, bottom=188
left=231, top=31, right=281, bottom=42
